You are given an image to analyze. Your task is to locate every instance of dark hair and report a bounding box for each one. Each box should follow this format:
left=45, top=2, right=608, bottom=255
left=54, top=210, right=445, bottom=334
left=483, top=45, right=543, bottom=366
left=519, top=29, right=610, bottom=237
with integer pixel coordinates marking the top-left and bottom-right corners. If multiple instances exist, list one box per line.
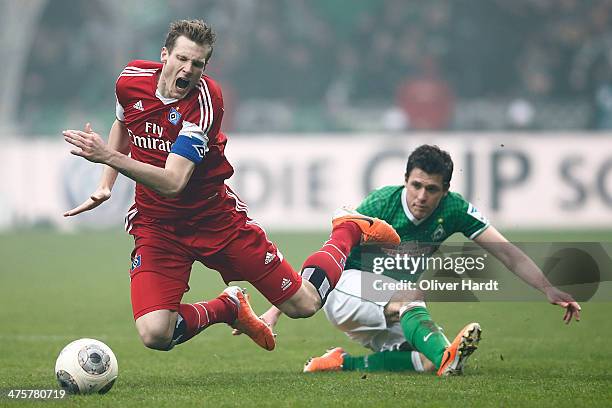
left=405, top=145, right=453, bottom=189
left=164, top=19, right=216, bottom=61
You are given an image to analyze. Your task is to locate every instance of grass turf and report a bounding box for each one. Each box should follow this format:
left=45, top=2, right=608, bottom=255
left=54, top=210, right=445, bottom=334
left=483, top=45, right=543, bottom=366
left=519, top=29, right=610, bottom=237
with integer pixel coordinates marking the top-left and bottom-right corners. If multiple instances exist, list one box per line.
left=0, top=230, right=610, bottom=407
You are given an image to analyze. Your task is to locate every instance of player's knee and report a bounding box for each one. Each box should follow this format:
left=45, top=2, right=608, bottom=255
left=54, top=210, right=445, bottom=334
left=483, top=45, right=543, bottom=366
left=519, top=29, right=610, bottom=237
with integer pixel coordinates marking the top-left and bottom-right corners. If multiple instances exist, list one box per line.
left=138, top=327, right=173, bottom=351
left=295, top=305, right=318, bottom=318
left=277, top=298, right=318, bottom=318
left=277, top=281, right=322, bottom=318
left=135, top=310, right=177, bottom=350
left=135, top=319, right=173, bottom=351
left=284, top=302, right=319, bottom=319
left=384, top=301, right=403, bottom=324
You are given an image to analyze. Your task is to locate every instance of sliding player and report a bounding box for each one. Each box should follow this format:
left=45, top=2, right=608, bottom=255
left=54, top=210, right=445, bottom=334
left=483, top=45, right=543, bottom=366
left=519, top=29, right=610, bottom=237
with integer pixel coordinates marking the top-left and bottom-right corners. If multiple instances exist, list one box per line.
left=256, top=145, right=581, bottom=375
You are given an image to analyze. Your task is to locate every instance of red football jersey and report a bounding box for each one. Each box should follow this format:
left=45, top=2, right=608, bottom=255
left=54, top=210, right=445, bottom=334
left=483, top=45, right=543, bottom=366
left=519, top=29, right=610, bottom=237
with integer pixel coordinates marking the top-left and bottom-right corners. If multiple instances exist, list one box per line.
left=115, top=60, right=234, bottom=219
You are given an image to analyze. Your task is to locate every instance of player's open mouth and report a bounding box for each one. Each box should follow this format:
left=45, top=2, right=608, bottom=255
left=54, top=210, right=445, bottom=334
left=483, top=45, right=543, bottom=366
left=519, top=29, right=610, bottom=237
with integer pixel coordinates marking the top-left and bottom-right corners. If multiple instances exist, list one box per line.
left=175, top=78, right=190, bottom=90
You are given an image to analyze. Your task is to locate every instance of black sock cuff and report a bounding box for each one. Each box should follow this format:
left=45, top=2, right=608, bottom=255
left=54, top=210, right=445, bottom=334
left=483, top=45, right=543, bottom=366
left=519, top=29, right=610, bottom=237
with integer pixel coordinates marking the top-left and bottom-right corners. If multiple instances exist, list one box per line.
left=301, top=266, right=332, bottom=305
left=164, top=314, right=187, bottom=351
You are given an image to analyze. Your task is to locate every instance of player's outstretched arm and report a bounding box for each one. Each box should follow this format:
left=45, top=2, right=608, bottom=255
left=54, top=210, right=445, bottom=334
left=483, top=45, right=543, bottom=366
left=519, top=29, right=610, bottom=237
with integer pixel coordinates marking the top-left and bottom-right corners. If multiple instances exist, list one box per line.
left=63, top=123, right=195, bottom=198
left=473, top=226, right=581, bottom=324
left=64, top=121, right=129, bottom=216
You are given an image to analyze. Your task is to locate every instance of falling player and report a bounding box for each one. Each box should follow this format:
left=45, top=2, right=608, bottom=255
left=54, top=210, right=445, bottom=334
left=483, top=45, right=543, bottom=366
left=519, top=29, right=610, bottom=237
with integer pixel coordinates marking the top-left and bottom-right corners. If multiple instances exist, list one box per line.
left=62, top=20, right=400, bottom=353
left=255, top=145, right=581, bottom=375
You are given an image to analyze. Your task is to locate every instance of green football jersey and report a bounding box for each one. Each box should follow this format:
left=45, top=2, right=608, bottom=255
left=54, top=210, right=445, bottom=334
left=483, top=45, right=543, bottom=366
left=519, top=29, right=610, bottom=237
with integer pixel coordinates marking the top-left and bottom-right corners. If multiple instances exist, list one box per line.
left=345, top=185, right=489, bottom=275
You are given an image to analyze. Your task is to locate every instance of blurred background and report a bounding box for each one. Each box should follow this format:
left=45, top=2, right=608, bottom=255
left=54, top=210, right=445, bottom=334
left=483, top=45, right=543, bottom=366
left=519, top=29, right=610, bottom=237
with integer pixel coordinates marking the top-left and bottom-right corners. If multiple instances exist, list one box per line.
left=0, top=0, right=611, bottom=232
left=4, top=0, right=612, bottom=134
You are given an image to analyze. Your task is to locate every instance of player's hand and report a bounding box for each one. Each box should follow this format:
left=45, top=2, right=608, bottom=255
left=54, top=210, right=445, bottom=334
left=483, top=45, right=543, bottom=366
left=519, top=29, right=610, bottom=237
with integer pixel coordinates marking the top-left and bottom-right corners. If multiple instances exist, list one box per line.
left=545, top=286, right=581, bottom=324
left=63, top=123, right=112, bottom=164
left=63, top=186, right=111, bottom=217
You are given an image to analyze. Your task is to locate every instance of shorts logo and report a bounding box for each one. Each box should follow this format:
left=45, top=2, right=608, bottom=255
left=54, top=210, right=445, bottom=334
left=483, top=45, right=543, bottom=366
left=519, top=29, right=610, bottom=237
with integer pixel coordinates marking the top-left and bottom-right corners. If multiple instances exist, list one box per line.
left=264, top=252, right=276, bottom=265
left=131, top=254, right=141, bottom=271
left=281, top=278, right=292, bottom=291
left=168, top=107, right=181, bottom=125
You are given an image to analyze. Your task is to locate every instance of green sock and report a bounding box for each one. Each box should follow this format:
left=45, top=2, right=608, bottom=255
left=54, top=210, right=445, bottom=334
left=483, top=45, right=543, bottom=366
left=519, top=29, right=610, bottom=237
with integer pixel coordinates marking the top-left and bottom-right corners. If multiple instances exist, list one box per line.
left=342, top=350, right=417, bottom=372
left=400, top=306, right=450, bottom=367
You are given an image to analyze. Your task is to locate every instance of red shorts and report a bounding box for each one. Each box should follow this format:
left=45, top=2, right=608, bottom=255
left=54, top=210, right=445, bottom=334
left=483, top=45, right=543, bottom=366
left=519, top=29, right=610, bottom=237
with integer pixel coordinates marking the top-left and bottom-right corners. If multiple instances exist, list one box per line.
left=126, top=186, right=302, bottom=320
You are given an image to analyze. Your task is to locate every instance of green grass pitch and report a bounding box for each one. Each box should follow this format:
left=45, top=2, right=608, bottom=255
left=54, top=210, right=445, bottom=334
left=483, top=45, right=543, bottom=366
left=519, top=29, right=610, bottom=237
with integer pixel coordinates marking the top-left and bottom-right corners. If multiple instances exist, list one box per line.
left=0, top=230, right=611, bottom=407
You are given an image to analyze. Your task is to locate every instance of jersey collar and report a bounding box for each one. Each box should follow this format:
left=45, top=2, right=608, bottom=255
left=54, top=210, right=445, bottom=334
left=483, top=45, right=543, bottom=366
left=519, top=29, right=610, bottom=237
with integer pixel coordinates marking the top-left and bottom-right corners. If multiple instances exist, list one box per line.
left=155, top=88, right=178, bottom=105
left=401, top=187, right=429, bottom=226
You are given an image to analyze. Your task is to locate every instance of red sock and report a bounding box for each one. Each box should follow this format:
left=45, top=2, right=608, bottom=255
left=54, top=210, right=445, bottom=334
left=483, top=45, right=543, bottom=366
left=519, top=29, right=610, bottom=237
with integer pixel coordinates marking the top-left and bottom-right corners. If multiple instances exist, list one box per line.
left=302, top=222, right=361, bottom=287
left=329, top=221, right=362, bottom=254
left=177, top=295, right=238, bottom=343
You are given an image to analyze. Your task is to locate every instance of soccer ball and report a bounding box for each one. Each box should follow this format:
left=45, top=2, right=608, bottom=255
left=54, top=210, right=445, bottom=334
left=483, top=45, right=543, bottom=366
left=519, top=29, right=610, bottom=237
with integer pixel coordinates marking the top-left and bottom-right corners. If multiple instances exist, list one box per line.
left=54, top=338, right=118, bottom=394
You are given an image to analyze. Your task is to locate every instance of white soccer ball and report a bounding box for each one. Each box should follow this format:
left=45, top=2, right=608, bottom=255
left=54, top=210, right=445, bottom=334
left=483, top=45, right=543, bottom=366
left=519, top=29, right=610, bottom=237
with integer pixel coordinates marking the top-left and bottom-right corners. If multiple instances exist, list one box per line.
left=54, top=338, right=118, bottom=394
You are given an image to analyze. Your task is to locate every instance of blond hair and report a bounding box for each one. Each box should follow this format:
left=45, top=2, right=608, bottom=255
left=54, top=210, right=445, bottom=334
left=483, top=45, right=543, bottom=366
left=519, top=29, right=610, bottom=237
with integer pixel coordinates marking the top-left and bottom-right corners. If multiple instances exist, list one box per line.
left=164, top=19, right=216, bottom=61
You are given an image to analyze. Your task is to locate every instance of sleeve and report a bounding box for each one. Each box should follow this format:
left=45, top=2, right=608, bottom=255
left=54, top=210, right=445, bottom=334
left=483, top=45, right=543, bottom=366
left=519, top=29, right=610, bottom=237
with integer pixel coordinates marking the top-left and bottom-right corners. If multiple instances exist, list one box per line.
left=114, top=68, right=126, bottom=122
left=170, top=79, right=219, bottom=164
left=115, top=96, right=125, bottom=122
left=456, top=200, right=490, bottom=240
left=115, top=71, right=125, bottom=122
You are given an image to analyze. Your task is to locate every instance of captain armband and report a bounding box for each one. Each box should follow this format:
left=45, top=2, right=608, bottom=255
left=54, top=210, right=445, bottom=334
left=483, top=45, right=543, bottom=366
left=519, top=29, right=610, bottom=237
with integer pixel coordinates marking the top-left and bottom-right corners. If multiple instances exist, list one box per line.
left=170, top=134, right=209, bottom=164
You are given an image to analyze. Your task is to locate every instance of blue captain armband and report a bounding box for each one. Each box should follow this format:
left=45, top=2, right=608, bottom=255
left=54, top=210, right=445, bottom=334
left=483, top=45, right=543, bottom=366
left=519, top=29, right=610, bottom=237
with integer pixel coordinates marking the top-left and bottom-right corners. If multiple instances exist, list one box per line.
left=170, top=134, right=209, bottom=164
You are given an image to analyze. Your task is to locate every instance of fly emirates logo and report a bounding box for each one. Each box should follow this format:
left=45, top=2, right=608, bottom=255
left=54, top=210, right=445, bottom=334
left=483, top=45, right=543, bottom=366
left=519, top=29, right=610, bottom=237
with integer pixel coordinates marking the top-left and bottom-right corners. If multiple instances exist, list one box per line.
left=129, top=122, right=172, bottom=152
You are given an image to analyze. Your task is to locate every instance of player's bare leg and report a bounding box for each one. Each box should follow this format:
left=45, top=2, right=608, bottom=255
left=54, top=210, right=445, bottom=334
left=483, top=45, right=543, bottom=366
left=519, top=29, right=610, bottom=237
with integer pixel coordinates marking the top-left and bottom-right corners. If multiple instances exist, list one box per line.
left=135, top=309, right=178, bottom=350
left=135, top=286, right=275, bottom=351
left=275, top=280, right=321, bottom=319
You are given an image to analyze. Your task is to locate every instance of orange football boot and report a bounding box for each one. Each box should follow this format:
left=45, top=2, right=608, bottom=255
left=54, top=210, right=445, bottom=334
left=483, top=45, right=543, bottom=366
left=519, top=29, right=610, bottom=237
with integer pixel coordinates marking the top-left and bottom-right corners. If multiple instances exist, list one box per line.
left=303, top=347, right=345, bottom=372
left=437, top=322, right=481, bottom=376
left=332, top=208, right=400, bottom=245
left=228, top=288, right=276, bottom=351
